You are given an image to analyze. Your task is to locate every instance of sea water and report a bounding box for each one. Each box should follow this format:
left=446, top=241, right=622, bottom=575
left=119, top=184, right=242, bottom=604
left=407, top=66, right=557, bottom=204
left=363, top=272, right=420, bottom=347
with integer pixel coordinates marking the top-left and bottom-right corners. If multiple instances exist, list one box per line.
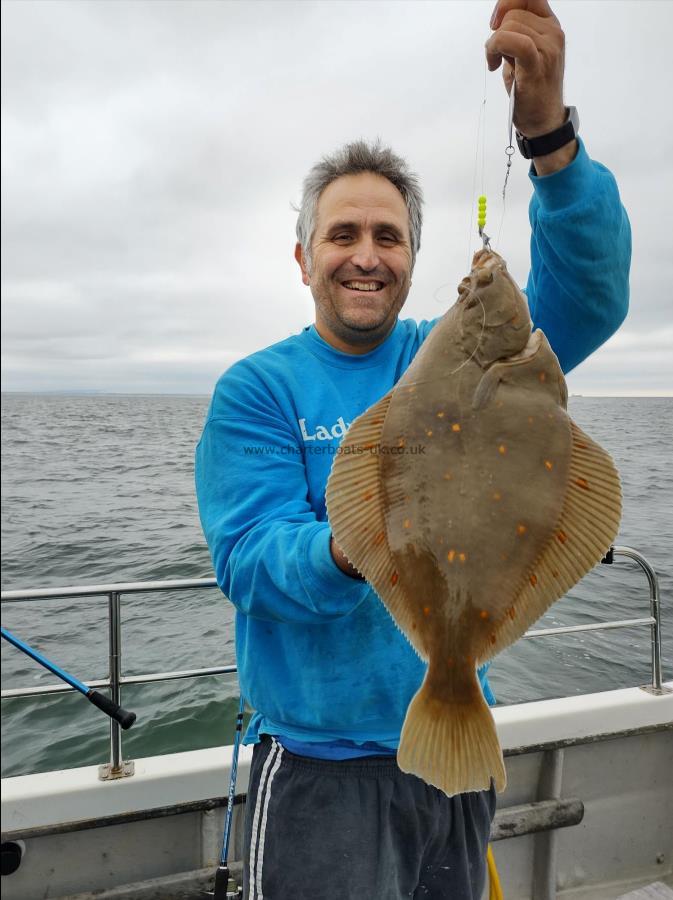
left=1, top=393, right=671, bottom=777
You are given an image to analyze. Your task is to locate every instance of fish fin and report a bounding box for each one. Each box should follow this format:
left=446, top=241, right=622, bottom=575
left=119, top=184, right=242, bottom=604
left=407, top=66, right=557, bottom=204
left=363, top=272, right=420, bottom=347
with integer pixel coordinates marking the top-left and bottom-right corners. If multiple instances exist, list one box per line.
left=397, top=669, right=506, bottom=796
left=472, top=367, right=502, bottom=410
left=325, top=388, right=427, bottom=658
left=479, top=419, right=622, bottom=663
left=472, top=331, right=545, bottom=411
left=325, top=390, right=427, bottom=659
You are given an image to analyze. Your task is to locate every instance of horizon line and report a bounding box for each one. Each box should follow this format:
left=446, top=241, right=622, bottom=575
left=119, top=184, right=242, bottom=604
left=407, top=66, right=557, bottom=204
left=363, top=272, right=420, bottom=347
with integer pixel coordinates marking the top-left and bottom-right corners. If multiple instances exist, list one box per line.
left=2, top=390, right=673, bottom=399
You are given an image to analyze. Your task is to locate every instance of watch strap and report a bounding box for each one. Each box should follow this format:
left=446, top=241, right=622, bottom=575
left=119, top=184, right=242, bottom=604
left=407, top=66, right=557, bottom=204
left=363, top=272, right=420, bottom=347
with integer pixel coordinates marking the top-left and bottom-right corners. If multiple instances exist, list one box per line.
left=516, top=106, right=579, bottom=159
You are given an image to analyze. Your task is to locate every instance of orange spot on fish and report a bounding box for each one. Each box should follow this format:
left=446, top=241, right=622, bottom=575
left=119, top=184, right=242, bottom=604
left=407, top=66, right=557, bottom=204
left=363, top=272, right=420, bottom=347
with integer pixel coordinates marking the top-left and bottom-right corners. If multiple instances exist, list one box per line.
left=362, top=490, right=373, bottom=501
left=426, top=430, right=433, bottom=437
left=411, top=622, right=417, bottom=630
left=508, top=606, right=516, bottom=620
left=362, top=442, right=375, bottom=450
left=459, top=552, right=467, bottom=563
left=493, top=492, right=502, bottom=501
left=490, top=633, right=497, bottom=645
left=423, top=606, right=431, bottom=616
left=498, top=444, right=507, bottom=454
left=408, top=386, right=416, bottom=393
left=479, top=610, right=489, bottom=620
left=443, top=472, right=453, bottom=480
left=576, top=441, right=588, bottom=449
left=544, top=460, right=553, bottom=470
left=500, top=553, right=508, bottom=561
left=403, top=519, right=411, bottom=529
left=436, top=411, right=445, bottom=418
left=373, top=531, right=385, bottom=546
left=447, top=550, right=456, bottom=563
left=575, top=477, right=590, bottom=491
left=452, top=423, right=461, bottom=432
left=530, top=573, right=538, bottom=587
left=552, top=570, right=560, bottom=578
left=528, top=416, right=534, bottom=425
left=539, top=372, right=546, bottom=382
left=517, top=524, right=527, bottom=535
left=391, top=572, right=399, bottom=586
left=557, top=530, right=568, bottom=544
left=398, top=439, right=406, bottom=448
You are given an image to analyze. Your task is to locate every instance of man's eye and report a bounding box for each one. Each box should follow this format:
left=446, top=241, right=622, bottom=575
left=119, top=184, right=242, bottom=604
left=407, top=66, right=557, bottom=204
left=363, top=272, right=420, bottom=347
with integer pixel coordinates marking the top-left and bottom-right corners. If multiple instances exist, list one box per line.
left=334, top=234, right=352, bottom=241
left=379, top=234, right=397, bottom=243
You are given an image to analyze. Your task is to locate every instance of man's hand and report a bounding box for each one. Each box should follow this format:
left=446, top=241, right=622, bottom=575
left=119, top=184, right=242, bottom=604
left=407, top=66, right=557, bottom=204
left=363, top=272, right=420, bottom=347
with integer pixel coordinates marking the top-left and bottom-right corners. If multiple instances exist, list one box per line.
left=486, top=0, right=565, bottom=136
left=330, top=535, right=365, bottom=581
left=486, top=0, right=575, bottom=174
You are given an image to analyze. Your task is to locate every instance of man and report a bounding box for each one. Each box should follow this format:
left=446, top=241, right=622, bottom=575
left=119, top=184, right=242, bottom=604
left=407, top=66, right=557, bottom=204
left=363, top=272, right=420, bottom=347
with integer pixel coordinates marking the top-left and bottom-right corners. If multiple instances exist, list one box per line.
left=195, top=1, right=630, bottom=897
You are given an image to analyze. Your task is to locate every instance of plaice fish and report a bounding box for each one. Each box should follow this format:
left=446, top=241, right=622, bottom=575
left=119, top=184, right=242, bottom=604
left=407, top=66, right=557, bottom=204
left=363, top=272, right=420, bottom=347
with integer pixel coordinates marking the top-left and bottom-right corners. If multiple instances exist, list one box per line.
left=325, top=248, right=622, bottom=797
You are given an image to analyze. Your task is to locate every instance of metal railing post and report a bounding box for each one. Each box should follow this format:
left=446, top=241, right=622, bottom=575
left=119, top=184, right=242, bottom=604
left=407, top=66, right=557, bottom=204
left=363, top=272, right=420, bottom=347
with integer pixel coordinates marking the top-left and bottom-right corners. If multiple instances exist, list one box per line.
left=613, top=546, right=666, bottom=695
left=99, top=590, right=134, bottom=780
left=109, top=591, right=122, bottom=772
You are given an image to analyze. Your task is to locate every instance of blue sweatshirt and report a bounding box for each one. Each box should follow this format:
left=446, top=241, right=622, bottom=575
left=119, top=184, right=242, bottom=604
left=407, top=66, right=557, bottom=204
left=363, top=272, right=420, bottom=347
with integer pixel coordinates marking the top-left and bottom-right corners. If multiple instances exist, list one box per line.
left=195, top=138, right=630, bottom=754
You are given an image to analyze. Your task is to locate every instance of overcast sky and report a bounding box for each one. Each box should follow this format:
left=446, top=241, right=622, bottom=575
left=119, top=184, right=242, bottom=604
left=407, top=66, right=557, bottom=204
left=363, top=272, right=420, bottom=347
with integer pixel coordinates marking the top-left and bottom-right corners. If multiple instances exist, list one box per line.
left=2, top=0, right=672, bottom=396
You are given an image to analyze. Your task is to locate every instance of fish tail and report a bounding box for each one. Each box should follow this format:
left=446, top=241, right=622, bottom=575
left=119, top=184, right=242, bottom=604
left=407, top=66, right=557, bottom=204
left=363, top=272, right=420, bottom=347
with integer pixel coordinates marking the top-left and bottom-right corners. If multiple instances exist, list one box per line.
left=397, top=671, right=506, bottom=797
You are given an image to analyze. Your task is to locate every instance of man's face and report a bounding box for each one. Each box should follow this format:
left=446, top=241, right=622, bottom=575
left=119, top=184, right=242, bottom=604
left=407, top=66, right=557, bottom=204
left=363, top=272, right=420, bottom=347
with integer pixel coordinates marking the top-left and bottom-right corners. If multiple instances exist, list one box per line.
left=295, top=172, right=413, bottom=353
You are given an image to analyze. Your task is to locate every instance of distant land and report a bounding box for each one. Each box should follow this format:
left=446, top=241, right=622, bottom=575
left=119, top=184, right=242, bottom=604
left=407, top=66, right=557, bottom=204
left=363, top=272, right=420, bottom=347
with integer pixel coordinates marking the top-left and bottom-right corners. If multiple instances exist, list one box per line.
left=2, top=390, right=671, bottom=399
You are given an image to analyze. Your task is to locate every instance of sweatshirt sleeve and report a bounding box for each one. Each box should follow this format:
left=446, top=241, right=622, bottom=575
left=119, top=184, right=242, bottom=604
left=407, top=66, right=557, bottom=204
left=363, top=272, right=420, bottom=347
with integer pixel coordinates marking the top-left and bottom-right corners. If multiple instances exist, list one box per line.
left=195, top=362, right=370, bottom=625
left=525, top=137, right=631, bottom=373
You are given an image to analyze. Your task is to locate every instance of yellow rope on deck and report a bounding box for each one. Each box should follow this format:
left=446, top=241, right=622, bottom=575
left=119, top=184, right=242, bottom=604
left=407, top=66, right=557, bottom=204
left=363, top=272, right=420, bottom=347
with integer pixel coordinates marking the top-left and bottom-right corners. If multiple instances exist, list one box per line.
left=487, top=844, right=504, bottom=900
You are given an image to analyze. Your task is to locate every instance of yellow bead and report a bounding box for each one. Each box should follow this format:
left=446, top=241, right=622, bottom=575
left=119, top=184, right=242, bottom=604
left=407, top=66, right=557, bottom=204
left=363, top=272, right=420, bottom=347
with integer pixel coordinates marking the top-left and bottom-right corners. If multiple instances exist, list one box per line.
left=478, top=195, right=487, bottom=204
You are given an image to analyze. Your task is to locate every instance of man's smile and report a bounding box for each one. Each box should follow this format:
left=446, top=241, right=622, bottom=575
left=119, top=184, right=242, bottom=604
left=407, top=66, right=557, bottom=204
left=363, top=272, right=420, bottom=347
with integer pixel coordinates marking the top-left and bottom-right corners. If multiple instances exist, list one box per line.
left=340, top=279, right=387, bottom=293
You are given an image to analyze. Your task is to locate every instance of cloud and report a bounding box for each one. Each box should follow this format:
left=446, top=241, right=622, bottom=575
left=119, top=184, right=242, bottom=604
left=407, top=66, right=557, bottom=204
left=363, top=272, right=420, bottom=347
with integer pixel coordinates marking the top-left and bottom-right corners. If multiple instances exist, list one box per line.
left=2, top=0, right=672, bottom=394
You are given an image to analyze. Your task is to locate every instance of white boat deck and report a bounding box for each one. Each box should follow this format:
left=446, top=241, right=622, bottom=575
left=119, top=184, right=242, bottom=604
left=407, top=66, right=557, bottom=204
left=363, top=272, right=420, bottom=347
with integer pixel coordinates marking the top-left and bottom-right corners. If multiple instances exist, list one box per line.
left=2, top=682, right=672, bottom=899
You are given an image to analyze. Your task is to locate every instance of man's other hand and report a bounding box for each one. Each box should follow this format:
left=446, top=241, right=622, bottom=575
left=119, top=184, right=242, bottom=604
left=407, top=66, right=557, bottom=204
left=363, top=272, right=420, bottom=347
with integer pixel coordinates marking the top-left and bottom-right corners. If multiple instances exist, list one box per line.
left=330, top=536, right=365, bottom=580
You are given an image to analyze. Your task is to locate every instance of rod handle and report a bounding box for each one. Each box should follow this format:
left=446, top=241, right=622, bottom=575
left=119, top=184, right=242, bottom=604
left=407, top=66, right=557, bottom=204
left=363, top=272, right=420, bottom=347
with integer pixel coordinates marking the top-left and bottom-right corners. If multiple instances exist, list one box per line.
left=87, top=690, right=137, bottom=729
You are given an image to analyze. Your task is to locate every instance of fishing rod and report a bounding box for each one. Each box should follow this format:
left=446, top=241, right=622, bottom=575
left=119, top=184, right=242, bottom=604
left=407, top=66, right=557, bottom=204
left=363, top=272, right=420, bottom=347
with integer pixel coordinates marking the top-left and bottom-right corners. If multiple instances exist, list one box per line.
left=207, top=694, right=246, bottom=900
left=1, top=626, right=136, bottom=729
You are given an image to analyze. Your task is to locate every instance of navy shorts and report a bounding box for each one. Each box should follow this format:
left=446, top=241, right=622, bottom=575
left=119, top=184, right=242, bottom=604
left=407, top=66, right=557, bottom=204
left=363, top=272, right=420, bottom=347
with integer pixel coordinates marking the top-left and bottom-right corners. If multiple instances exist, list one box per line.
left=243, top=736, right=496, bottom=900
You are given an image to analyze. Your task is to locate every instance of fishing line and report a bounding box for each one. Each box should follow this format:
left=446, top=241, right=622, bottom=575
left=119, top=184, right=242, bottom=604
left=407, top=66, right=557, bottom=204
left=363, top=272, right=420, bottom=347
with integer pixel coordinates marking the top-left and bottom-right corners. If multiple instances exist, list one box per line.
left=403, top=293, right=488, bottom=387
left=433, top=60, right=490, bottom=307
left=445, top=294, right=487, bottom=377
left=495, top=77, right=516, bottom=250
left=434, top=52, right=516, bottom=305
left=466, top=59, right=490, bottom=270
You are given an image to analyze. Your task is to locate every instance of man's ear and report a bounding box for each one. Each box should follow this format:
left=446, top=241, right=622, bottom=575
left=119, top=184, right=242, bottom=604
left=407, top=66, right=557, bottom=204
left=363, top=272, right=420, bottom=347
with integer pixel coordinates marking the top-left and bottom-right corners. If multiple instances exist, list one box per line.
left=294, top=242, right=310, bottom=286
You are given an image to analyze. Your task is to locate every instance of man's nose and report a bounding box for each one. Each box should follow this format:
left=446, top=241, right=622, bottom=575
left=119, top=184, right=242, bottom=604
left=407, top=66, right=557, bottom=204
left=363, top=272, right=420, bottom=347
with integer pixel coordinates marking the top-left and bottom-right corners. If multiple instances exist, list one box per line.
left=350, top=237, right=380, bottom=271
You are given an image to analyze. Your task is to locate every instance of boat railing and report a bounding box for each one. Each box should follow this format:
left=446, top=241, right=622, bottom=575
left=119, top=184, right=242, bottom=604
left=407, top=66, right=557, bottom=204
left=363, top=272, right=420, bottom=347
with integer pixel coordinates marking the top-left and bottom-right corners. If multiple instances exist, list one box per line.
left=0, top=545, right=665, bottom=780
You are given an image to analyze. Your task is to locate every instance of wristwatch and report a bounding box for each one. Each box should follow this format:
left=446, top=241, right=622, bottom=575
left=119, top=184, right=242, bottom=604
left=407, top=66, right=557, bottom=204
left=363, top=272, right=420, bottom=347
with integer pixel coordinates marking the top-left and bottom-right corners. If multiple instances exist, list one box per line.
left=516, top=106, right=579, bottom=159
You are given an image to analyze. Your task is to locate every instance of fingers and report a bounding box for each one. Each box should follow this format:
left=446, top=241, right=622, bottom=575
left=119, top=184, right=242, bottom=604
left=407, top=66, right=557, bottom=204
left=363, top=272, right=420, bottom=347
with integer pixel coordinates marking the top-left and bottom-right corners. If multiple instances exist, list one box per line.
left=485, top=28, right=540, bottom=73
left=491, top=0, right=558, bottom=30
left=485, top=9, right=563, bottom=74
left=498, top=8, right=558, bottom=36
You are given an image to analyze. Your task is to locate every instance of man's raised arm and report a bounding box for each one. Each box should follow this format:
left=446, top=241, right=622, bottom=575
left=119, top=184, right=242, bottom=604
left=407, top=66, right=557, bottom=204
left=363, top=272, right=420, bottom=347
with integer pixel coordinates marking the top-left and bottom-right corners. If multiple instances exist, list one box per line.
left=486, top=0, right=630, bottom=372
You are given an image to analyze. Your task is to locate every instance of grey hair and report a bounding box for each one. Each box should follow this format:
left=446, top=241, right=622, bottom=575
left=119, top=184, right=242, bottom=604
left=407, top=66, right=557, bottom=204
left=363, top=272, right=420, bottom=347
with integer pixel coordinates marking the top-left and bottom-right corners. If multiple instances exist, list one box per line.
left=295, top=139, right=423, bottom=273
